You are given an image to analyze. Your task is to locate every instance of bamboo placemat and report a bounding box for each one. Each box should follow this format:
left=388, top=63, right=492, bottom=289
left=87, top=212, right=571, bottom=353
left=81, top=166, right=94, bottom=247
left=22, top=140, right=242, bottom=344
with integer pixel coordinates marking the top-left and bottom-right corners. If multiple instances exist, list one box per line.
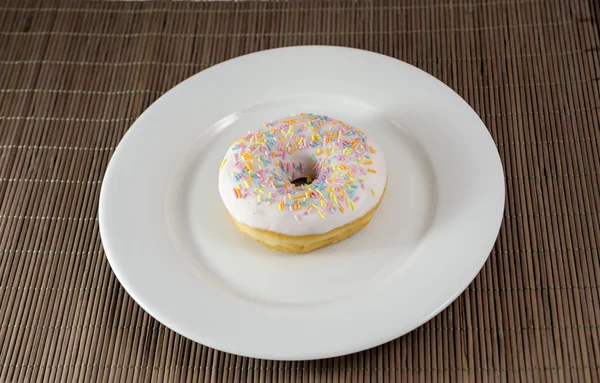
left=1, top=0, right=599, bottom=381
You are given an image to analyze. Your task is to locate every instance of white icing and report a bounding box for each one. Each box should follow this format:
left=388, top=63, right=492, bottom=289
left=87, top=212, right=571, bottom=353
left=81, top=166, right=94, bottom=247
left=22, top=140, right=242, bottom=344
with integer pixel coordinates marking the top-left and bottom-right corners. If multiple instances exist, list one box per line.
left=218, top=113, right=387, bottom=236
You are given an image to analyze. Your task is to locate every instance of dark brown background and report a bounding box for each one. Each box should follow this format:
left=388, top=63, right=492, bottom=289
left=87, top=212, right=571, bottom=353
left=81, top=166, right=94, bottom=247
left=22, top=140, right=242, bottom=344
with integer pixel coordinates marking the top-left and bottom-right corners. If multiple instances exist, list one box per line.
left=1, top=0, right=599, bottom=382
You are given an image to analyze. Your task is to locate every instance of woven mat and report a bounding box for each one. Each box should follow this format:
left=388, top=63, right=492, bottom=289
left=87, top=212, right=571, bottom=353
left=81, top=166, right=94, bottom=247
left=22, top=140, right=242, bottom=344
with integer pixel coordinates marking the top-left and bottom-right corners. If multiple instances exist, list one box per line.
left=1, top=0, right=599, bottom=381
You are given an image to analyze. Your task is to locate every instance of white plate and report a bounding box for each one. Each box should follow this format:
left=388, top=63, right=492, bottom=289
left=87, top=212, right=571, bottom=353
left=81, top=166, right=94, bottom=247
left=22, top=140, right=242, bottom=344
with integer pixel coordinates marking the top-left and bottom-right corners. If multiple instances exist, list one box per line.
left=99, top=46, right=504, bottom=360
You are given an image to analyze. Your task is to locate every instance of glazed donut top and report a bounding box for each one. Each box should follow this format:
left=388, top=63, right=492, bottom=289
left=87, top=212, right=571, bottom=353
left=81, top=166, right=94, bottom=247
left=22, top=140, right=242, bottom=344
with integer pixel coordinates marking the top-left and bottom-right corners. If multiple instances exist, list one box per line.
left=218, top=113, right=387, bottom=236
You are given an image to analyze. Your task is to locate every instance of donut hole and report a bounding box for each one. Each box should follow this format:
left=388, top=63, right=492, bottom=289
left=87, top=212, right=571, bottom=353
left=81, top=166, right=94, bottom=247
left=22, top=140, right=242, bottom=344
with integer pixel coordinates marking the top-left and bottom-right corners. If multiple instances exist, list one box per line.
left=291, top=175, right=315, bottom=187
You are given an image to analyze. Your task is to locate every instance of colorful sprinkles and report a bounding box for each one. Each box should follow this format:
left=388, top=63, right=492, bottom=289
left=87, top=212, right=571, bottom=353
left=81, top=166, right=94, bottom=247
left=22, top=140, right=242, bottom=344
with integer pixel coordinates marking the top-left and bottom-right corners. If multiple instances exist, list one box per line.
left=222, top=113, right=379, bottom=220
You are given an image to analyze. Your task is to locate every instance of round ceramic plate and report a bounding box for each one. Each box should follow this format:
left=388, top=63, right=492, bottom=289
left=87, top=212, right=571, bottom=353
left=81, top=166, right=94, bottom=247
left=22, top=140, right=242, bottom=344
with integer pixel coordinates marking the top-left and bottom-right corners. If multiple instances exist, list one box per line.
left=99, top=46, right=504, bottom=360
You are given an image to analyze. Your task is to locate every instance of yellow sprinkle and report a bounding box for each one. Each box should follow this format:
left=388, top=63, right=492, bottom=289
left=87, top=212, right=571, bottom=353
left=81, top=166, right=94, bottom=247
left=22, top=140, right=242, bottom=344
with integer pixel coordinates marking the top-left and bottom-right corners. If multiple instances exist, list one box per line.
left=350, top=201, right=356, bottom=211
left=316, top=148, right=321, bottom=155
left=267, top=201, right=271, bottom=206
left=368, top=169, right=377, bottom=173
left=370, top=146, right=377, bottom=153
left=257, top=195, right=262, bottom=203
left=268, top=192, right=273, bottom=199
left=288, top=193, right=292, bottom=200
left=321, top=200, right=326, bottom=207
left=311, top=204, right=320, bottom=210
left=230, top=172, right=235, bottom=176
left=325, top=148, right=330, bottom=156
left=220, top=158, right=227, bottom=169
left=318, top=211, right=325, bottom=219
left=339, top=206, right=345, bottom=213
left=244, top=181, right=250, bottom=188
left=278, top=202, right=284, bottom=210
left=371, top=189, right=376, bottom=196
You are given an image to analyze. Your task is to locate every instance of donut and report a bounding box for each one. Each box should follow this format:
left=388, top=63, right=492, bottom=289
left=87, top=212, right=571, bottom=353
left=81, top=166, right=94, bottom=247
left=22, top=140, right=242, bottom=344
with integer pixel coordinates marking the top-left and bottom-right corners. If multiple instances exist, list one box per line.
left=218, top=113, right=387, bottom=253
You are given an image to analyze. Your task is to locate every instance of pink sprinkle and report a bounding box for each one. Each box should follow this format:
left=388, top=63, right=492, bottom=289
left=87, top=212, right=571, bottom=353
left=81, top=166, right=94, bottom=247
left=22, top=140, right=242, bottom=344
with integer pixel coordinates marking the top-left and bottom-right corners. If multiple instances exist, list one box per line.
left=283, top=196, right=287, bottom=204
left=360, top=168, right=367, bottom=175
left=294, top=215, right=300, bottom=221
left=289, top=205, right=293, bottom=211
left=361, top=183, right=366, bottom=189
left=282, top=151, right=286, bottom=160
left=328, top=207, right=334, bottom=213
left=327, top=201, right=332, bottom=210
left=353, top=197, right=360, bottom=202
left=234, top=153, right=239, bottom=161
left=352, top=164, right=357, bottom=172
left=302, top=210, right=309, bottom=216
